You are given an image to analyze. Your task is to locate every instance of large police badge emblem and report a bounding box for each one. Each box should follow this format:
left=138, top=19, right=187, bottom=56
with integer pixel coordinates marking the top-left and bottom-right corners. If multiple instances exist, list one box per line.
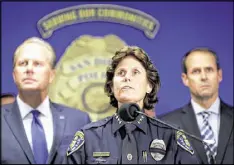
left=49, top=34, right=126, bottom=121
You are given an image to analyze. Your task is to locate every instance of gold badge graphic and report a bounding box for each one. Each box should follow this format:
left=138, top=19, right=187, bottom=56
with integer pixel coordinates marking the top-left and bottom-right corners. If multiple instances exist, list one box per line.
left=49, top=34, right=126, bottom=121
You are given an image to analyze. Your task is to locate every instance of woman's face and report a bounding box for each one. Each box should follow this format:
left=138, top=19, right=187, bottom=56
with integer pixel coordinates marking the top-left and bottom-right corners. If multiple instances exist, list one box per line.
left=112, top=56, right=152, bottom=109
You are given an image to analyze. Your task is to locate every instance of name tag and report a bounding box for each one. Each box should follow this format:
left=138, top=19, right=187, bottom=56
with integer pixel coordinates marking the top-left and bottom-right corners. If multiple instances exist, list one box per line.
left=93, top=152, right=110, bottom=157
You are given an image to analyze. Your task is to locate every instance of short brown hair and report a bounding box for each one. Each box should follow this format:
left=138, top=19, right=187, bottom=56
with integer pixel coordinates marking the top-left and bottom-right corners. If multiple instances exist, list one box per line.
left=104, top=46, right=161, bottom=110
left=182, top=47, right=220, bottom=74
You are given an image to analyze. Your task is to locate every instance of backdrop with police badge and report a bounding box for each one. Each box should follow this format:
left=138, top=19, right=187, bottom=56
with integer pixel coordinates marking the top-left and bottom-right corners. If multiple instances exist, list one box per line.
left=2, top=2, right=233, bottom=121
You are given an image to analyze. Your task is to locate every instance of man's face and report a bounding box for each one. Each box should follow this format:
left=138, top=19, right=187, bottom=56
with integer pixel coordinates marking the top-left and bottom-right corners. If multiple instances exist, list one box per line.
left=112, top=56, right=152, bottom=108
left=182, top=51, right=222, bottom=100
left=13, top=43, right=55, bottom=92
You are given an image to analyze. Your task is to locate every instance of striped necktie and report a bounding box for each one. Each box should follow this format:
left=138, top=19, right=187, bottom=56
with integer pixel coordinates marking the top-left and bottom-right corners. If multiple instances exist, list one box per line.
left=200, top=111, right=217, bottom=164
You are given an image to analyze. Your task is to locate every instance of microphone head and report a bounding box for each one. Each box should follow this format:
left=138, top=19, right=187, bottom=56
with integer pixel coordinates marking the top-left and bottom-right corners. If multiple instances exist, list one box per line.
left=118, top=103, right=140, bottom=121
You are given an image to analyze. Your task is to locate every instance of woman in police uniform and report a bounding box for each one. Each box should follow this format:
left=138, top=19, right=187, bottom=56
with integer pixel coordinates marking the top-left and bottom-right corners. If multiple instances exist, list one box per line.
left=63, top=46, right=200, bottom=164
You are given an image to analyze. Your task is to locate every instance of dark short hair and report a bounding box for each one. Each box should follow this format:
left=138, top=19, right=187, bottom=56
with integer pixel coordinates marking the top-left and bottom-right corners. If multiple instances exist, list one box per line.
left=182, top=48, right=220, bottom=74
left=104, top=46, right=161, bottom=110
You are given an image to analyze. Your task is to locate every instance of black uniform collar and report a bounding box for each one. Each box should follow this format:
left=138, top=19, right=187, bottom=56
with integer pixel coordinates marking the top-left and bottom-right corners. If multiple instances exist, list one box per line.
left=112, top=112, right=147, bottom=135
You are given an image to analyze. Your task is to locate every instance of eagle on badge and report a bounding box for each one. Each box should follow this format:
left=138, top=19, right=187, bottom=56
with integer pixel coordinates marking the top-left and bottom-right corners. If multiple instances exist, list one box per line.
left=176, top=130, right=194, bottom=155
left=67, top=131, right=85, bottom=156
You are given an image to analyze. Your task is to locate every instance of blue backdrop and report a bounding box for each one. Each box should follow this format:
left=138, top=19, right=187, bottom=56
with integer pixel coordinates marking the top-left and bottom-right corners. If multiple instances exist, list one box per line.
left=2, top=2, right=233, bottom=120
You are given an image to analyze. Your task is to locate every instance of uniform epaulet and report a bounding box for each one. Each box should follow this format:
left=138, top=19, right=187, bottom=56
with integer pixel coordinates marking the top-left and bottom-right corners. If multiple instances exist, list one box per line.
left=82, top=116, right=112, bottom=130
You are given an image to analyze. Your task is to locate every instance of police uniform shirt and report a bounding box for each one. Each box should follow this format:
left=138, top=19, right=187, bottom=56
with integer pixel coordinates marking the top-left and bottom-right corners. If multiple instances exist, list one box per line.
left=64, top=113, right=200, bottom=164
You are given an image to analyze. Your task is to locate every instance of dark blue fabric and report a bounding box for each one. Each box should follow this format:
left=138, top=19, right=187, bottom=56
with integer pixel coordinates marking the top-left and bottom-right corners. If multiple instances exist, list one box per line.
left=63, top=114, right=200, bottom=164
left=121, top=123, right=137, bottom=164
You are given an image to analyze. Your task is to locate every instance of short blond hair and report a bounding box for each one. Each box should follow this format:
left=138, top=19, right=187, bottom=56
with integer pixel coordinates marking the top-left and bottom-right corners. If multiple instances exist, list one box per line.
left=13, top=37, right=56, bottom=68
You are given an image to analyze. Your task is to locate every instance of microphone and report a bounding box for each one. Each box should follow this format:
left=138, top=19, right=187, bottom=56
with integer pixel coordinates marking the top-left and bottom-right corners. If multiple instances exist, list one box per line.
left=118, top=103, right=216, bottom=164
left=118, top=103, right=139, bottom=121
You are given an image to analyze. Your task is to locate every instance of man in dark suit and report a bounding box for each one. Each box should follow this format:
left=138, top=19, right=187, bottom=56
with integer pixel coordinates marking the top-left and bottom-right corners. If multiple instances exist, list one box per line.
left=1, top=37, right=91, bottom=164
left=159, top=48, right=233, bottom=164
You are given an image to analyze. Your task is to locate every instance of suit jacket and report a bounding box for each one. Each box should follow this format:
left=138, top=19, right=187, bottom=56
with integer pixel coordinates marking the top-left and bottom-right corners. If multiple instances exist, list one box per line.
left=1, top=100, right=91, bottom=164
left=158, top=100, right=233, bottom=164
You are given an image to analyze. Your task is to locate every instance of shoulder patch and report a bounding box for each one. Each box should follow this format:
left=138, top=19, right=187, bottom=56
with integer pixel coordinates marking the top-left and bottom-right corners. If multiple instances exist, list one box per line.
left=176, top=130, right=194, bottom=155
left=67, top=131, right=85, bottom=156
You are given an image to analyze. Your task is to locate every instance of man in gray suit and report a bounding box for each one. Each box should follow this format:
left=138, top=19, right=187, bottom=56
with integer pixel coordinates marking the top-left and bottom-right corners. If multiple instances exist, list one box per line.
left=159, top=48, right=233, bottom=164
left=1, top=37, right=91, bottom=164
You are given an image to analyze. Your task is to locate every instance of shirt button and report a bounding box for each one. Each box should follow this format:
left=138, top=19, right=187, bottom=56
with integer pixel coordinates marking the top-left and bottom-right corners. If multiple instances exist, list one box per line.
left=127, top=153, right=132, bottom=161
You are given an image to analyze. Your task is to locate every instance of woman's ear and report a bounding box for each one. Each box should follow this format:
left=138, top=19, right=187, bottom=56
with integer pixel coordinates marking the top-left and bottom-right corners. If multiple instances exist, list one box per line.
left=147, top=82, right=153, bottom=94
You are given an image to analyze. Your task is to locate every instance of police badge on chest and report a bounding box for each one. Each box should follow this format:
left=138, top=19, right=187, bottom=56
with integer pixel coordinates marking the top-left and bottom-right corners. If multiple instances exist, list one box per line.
left=149, top=139, right=166, bottom=161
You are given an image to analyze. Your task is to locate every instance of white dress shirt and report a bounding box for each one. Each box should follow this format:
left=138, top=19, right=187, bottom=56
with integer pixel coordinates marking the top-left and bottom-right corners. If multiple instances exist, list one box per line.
left=191, top=97, right=220, bottom=146
left=17, top=95, right=54, bottom=153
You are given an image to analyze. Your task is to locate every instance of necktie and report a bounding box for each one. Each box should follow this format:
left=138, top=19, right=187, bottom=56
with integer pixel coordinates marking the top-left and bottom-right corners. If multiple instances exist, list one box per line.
left=121, top=123, right=137, bottom=164
left=200, top=111, right=217, bottom=164
left=31, top=110, right=48, bottom=164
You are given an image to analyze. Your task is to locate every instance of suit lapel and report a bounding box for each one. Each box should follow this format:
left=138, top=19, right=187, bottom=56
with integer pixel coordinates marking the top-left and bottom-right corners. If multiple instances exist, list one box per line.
left=47, top=102, right=66, bottom=164
left=181, top=103, right=208, bottom=164
left=216, top=102, right=233, bottom=164
left=4, top=102, right=35, bottom=163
